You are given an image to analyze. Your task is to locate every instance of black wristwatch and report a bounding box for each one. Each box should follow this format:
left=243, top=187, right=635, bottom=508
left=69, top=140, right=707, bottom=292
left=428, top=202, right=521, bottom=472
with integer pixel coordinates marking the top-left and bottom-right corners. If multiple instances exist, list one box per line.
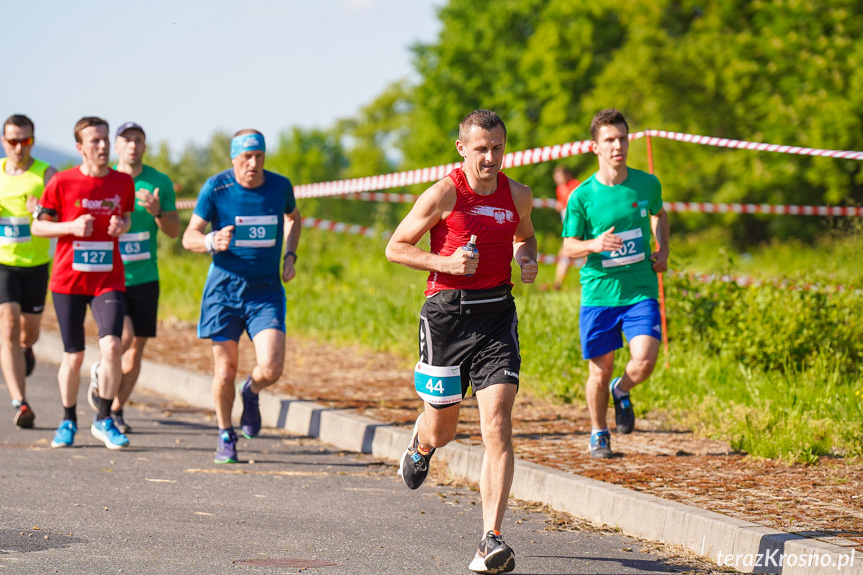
left=284, top=251, right=297, bottom=264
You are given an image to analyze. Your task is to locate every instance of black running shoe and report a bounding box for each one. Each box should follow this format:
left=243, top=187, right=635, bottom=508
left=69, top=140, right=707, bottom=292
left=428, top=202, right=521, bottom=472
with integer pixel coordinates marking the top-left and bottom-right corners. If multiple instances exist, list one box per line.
left=469, top=530, right=515, bottom=574
left=13, top=402, right=35, bottom=428
left=23, top=347, right=35, bottom=377
left=112, top=413, right=131, bottom=434
left=610, top=377, right=635, bottom=434
left=398, top=415, right=435, bottom=489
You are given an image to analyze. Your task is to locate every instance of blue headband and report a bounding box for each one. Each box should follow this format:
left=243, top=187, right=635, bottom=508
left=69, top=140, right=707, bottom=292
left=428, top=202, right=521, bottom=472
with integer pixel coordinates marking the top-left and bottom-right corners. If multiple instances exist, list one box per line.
left=230, top=133, right=266, bottom=159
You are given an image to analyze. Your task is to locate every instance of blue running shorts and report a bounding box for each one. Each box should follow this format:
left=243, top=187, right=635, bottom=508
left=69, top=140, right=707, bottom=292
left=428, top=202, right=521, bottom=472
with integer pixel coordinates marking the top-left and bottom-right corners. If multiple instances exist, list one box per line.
left=579, top=299, right=661, bottom=360
left=197, top=264, right=286, bottom=342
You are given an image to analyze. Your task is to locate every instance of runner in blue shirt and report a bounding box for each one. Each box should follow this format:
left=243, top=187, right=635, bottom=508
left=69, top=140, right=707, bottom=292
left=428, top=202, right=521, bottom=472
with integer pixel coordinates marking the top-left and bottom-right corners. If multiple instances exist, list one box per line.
left=182, top=129, right=301, bottom=464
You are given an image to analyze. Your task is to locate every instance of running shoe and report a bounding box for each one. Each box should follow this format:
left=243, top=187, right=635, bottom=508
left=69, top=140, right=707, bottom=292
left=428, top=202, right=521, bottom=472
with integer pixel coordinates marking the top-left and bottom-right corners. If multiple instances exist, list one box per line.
left=87, top=362, right=100, bottom=412
left=589, top=429, right=613, bottom=459
left=468, top=530, right=516, bottom=574
left=112, top=413, right=131, bottom=434
left=398, top=415, right=435, bottom=489
left=91, top=416, right=130, bottom=450
left=215, top=429, right=238, bottom=464
left=12, top=401, right=35, bottom=428
left=239, top=377, right=261, bottom=439
left=23, top=347, right=35, bottom=377
left=610, top=377, right=635, bottom=434
left=51, top=420, right=77, bottom=448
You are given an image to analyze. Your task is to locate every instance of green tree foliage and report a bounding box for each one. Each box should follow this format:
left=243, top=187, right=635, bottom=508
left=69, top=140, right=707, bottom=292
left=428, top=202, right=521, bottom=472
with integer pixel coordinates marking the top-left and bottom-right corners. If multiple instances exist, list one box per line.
left=400, top=0, right=863, bottom=246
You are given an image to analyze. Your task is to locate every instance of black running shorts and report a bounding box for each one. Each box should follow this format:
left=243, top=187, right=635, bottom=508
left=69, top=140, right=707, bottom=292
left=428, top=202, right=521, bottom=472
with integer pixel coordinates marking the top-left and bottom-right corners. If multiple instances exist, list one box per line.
left=52, top=291, right=125, bottom=353
left=418, top=284, right=520, bottom=408
left=0, top=263, right=49, bottom=314
left=123, top=280, right=159, bottom=338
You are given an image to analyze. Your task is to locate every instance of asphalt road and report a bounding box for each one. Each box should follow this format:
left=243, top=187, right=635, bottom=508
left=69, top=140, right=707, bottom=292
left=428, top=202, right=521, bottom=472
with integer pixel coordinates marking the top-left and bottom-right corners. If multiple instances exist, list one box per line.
left=0, top=359, right=714, bottom=575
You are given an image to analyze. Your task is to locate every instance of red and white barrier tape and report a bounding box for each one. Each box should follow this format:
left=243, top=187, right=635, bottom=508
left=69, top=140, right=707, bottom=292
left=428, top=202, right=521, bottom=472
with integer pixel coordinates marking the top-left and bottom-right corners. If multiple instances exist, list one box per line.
left=300, top=217, right=392, bottom=240
left=646, top=130, right=863, bottom=160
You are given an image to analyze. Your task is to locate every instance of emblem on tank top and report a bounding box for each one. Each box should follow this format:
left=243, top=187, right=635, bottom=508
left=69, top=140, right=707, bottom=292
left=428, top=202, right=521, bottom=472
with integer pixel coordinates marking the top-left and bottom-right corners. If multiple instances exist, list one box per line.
left=468, top=205, right=515, bottom=224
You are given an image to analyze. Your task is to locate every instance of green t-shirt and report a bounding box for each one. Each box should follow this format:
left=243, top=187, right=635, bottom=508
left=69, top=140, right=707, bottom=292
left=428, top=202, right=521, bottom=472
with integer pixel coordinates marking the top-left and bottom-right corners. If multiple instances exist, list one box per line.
left=114, top=165, right=176, bottom=286
left=562, top=168, right=663, bottom=307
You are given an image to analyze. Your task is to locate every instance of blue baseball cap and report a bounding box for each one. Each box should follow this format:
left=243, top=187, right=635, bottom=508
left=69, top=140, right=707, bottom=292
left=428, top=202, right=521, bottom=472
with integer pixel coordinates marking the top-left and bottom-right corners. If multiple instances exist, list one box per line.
left=116, top=122, right=145, bottom=138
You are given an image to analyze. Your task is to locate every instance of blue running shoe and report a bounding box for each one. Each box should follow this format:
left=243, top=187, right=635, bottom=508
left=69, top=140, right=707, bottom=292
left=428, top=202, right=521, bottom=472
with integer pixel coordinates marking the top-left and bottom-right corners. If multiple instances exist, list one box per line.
left=239, top=377, right=261, bottom=439
left=51, top=420, right=77, bottom=448
left=91, top=416, right=130, bottom=450
left=610, top=377, right=635, bottom=434
left=215, top=429, right=238, bottom=464
left=589, top=430, right=613, bottom=459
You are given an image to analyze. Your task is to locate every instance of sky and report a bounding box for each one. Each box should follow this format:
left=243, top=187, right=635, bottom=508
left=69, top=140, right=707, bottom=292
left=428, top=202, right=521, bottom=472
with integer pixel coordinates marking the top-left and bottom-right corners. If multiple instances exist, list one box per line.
left=1, top=0, right=445, bottom=157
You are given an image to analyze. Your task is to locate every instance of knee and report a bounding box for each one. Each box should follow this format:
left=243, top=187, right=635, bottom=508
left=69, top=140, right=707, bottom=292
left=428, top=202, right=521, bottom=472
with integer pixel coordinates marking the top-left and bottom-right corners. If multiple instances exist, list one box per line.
left=258, top=361, right=283, bottom=384
left=0, top=312, right=20, bottom=342
left=214, top=363, right=237, bottom=385
left=481, top=411, right=513, bottom=448
left=630, top=356, right=657, bottom=379
left=64, top=352, right=85, bottom=371
left=100, top=337, right=122, bottom=360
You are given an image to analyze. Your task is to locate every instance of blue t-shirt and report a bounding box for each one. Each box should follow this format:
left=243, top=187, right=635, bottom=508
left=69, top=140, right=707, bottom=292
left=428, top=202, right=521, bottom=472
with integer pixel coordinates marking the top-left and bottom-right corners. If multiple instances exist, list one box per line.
left=194, top=169, right=296, bottom=279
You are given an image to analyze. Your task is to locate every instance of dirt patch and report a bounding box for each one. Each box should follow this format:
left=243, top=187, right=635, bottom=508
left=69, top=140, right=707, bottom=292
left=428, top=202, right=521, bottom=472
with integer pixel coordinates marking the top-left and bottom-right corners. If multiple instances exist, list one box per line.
left=42, top=308, right=863, bottom=551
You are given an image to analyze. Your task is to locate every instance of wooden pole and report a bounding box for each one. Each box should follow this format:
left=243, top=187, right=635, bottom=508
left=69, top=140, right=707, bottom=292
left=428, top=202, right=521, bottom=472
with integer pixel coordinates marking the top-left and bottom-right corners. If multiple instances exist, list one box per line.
left=646, top=134, right=670, bottom=361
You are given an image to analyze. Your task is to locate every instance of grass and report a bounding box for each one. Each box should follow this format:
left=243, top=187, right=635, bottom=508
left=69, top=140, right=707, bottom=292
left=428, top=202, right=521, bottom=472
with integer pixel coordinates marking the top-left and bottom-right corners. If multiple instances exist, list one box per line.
left=154, top=220, right=863, bottom=462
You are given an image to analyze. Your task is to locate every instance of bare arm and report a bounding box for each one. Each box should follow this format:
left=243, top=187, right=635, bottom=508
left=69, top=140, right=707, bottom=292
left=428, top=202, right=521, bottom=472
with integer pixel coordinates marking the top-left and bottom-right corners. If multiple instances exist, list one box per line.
left=384, top=179, right=478, bottom=276
left=155, top=210, right=181, bottom=238
left=182, top=214, right=234, bottom=254
left=31, top=211, right=95, bottom=239
left=510, top=180, right=538, bottom=284
left=137, top=187, right=180, bottom=238
left=650, top=208, right=669, bottom=273
left=282, top=206, right=301, bottom=283
left=563, top=227, right=624, bottom=260
left=107, top=212, right=133, bottom=237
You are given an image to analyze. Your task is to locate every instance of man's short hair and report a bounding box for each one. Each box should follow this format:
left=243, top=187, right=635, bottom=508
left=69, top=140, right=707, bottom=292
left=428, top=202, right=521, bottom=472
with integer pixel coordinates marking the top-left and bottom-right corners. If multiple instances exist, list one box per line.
left=3, top=114, right=34, bottom=135
left=589, top=108, right=629, bottom=141
left=232, top=129, right=264, bottom=139
left=74, top=116, right=109, bottom=143
left=458, top=110, right=507, bottom=143
left=553, top=165, right=573, bottom=178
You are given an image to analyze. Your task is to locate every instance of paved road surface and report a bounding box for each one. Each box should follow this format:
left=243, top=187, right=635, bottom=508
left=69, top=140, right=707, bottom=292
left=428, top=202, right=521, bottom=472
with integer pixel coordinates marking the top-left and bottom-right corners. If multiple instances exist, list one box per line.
left=0, top=359, right=714, bottom=574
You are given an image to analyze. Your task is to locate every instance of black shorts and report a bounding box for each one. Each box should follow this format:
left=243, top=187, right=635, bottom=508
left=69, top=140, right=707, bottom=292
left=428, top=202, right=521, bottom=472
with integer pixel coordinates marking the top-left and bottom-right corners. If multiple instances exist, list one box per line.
left=418, top=285, right=520, bottom=408
left=52, top=291, right=125, bottom=353
left=124, top=280, right=159, bottom=338
left=0, top=263, right=49, bottom=314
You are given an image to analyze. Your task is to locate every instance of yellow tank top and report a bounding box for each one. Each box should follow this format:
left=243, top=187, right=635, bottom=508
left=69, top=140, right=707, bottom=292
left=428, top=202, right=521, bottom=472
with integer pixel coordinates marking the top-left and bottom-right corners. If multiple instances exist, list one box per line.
left=0, top=158, right=52, bottom=267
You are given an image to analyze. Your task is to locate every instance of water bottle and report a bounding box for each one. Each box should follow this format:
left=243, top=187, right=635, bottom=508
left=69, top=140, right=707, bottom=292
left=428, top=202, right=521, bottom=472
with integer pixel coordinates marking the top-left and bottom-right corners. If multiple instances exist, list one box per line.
left=462, top=234, right=478, bottom=276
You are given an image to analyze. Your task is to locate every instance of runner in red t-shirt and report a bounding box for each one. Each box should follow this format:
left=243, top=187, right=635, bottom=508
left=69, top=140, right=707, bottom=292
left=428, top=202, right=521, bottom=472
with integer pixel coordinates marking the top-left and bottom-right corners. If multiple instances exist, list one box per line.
left=552, top=165, right=583, bottom=290
left=385, top=110, right=537, bottom=574
left=31, top=117, right=134, bottom=451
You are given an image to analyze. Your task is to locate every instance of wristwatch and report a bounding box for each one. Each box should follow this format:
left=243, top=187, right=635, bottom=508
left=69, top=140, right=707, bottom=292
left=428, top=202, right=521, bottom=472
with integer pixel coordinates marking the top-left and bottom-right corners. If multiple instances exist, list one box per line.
left=284, top=251, right=297, bottom=264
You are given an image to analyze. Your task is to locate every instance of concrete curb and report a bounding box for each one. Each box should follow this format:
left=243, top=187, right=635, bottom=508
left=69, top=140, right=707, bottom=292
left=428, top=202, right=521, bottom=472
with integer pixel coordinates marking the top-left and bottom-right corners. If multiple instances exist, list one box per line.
left=33, top=332, right=861, bottom=575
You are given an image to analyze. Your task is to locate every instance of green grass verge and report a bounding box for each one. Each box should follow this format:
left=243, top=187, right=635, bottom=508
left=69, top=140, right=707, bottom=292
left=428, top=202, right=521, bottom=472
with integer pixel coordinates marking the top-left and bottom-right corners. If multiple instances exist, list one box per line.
left=155, top=223, right=863, bottom=462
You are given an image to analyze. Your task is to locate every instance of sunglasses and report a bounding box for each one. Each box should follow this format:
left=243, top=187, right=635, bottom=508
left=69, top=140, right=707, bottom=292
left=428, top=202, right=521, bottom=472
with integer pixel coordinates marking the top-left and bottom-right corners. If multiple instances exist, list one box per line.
left=4, top=137, right=34, bottom=147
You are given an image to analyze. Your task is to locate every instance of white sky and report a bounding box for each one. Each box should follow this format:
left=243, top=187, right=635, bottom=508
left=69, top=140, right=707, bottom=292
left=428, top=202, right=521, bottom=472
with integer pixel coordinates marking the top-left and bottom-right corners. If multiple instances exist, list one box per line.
left=1, top=0, right=444, bottom=154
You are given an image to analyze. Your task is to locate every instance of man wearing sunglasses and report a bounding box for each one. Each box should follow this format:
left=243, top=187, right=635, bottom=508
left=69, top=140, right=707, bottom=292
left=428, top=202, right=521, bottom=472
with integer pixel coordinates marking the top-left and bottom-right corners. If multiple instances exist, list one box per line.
left=0, top=115, right=57, bottom=428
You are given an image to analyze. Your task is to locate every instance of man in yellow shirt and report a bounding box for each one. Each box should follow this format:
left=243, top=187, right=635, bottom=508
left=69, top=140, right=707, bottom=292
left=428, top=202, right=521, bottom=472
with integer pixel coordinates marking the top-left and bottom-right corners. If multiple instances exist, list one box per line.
left=0, top=114, right=56, bottom=428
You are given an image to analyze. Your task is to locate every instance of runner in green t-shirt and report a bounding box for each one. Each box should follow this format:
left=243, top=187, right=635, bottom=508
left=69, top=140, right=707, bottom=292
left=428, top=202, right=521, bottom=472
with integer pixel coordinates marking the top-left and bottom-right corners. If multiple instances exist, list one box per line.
left=562, top=108, right=669, bottom=459
left=87, top=122, right=180, bottom=433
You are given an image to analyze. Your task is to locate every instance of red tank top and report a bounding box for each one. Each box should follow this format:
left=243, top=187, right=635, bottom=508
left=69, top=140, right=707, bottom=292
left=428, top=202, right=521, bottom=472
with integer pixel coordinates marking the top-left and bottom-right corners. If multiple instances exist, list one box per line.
left=425, top=168, right=520, bottom=296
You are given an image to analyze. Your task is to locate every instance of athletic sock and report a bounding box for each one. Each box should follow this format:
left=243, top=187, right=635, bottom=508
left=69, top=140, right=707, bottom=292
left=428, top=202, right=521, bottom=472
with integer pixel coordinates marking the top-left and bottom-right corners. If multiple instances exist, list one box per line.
left=64, top=405, right=77, bottom=424
left=417, top=443, right=431, bottom=456
left=611, top=378, right=627, bottom=400
left=492, top=530, right=501, bottom=537
left=97, top=397, right=112, bottom=421
left=591, top=428, right=610, bottom=435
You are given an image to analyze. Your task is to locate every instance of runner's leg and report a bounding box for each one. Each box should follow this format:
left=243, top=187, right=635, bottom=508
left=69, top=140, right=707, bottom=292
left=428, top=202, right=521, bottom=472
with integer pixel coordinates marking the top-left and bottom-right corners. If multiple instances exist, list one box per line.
left=475, top=382, right=517, bottom=533
left=248, top=328, right=285, bottom=393
left=212, top=340, right=239, bottom=430
left=617, top=335, right=660, bottom=394
left=0, top=302, right=26, bottom=401
left=586, top=351, right=615, bottom=430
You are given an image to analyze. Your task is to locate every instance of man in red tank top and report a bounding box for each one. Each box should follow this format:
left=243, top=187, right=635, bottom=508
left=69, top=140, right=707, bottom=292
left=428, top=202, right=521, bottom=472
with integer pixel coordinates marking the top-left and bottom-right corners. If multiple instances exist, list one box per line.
left=386, top=110, right=538, bottom=574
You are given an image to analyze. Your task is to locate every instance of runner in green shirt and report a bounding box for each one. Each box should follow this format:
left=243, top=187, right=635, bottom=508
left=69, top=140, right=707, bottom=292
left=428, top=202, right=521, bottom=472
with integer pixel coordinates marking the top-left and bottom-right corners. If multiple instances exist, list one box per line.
left=562, top=109, right=669, bottom=459
left=88, top=122, right=180, bottom=433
